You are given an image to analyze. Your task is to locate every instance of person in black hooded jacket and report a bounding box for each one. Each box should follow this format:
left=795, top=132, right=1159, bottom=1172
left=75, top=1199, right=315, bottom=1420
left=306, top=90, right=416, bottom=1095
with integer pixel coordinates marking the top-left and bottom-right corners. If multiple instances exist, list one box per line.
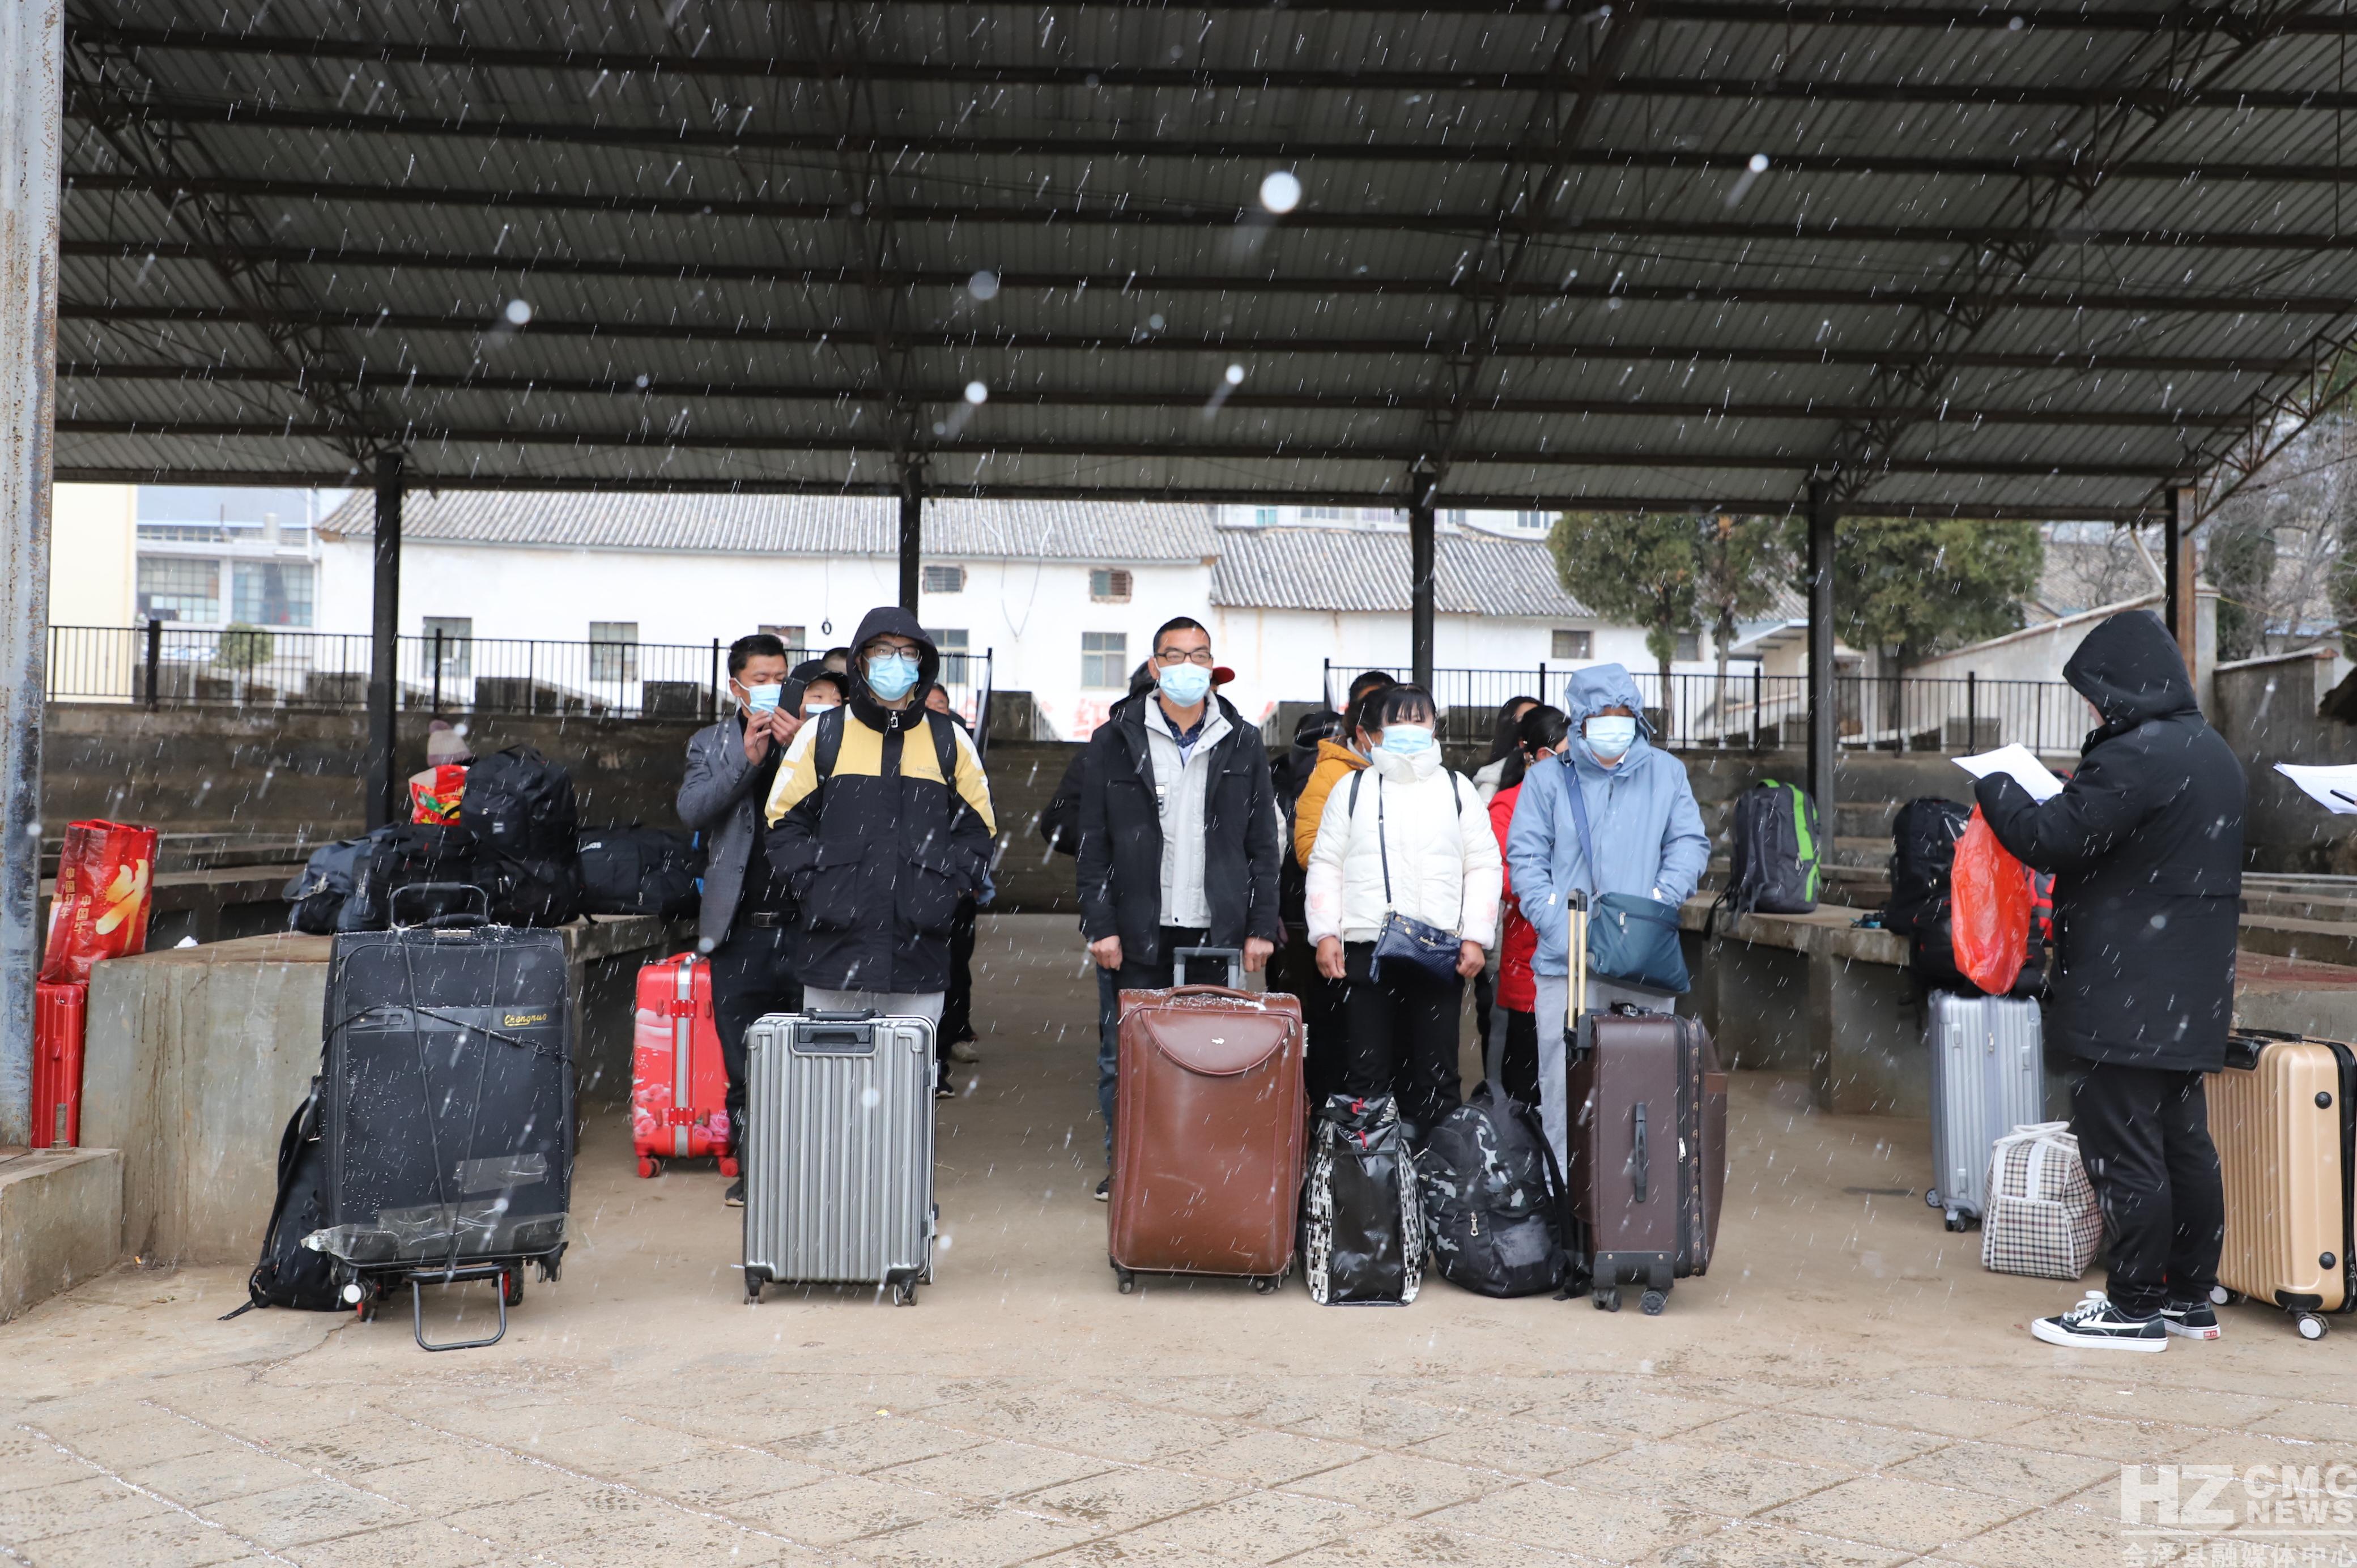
left=1973, top=608, right=2243, bottom=1352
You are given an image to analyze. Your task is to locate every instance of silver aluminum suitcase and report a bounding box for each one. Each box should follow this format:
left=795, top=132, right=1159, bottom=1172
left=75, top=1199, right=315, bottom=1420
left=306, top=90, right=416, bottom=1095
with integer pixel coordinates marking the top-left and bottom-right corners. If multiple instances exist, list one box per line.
left=1925, top=991, right=2045, bottom=1231
left=742, top=1011, right=936, bottom=1306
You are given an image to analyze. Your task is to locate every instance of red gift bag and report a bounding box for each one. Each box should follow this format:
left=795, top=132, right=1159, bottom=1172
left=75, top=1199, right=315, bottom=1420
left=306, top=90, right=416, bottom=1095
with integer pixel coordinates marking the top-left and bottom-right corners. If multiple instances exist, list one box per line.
left=40, top=819, right=159, bottom=984
left=1951, top=807, right=2031, bottom=997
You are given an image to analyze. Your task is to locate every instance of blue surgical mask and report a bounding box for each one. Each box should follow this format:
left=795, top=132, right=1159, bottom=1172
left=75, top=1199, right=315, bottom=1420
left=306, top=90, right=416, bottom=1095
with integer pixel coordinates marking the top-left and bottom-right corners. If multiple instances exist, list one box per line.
left=743, top=683, right=781, bottom=713
left=1585, top=715, right=1639, bottom=760
left=1156, top=662, right=1212, bottom=706
left=865, top=651, right=921, bottom=702
left=1380, top=724, right=1434, bottom=756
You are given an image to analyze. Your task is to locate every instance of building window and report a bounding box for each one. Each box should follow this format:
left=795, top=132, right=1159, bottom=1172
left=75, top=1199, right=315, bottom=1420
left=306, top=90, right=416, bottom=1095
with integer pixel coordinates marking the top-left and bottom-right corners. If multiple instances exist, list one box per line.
left=423, top=617, right=473, bottom=680
left=1089, top=568, right=1133, bottom=603
left=589, top=621, right=640, bottom=683
left=1551, top=629, right=1592, bottom=661
left=1675, top=632, right=1702, bottom=662
left=1253, top=506, right=1280, bottom=526
left=1518, top=510, right=1552, bottom=530
left=922, top=564, right=965, bottom=595
left=926, top=628, right=970, bottom=684
left=760, top=624, right=806, bottom=651
left=231, top=561, right=315, bottom=627
left=1442, top=509, right=1467, bottom=526
left=1080, top=630, right=1128, bottom=689
left=136, top=557, right=220, bottom=623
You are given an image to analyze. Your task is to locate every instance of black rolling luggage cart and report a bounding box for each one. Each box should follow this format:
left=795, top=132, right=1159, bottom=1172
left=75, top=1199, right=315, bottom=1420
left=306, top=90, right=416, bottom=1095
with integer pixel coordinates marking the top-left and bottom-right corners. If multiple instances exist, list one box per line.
left=310, top=885, right=575, bottom=1350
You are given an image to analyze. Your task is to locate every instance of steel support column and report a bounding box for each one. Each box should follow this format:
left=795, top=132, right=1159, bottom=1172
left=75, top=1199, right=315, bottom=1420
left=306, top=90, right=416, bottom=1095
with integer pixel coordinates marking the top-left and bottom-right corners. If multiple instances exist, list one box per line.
left=365, top=452, right=403, bottom=830
left=0, top=0, right=61, bottom=1148
left=2164, top=484, right=2199, bottom=662
left=1806, top=482, right=1837, bottom=825
left=898, top=476, right=922, bottom=615
left=1409, top=499, right=1436, bottom=691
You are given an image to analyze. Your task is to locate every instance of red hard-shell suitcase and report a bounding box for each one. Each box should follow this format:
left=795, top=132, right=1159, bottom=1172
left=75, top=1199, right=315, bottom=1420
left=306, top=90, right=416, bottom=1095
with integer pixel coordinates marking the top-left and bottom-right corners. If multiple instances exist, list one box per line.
left=632, top=953, right=737, bottom=1178
left=31, top=981, right=87, bottom=1149
left=1109, top=949, right=1305, bottom=1293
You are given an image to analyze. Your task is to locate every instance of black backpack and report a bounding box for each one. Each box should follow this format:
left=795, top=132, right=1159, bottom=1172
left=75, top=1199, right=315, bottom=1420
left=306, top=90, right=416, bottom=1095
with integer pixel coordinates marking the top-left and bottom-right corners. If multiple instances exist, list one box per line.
left=282, top=833, right=376, bottom=935
left=576, top=825, right=704, bottom=918
left=1886, top=798, right=1972, bottom=988
left=1419, top=1084, right=1567, bottom=1298
left=1721, top=779, right=1822, bottom=916
left=462, top=746, right=583, bottom=926
left=337, top=824, right=480, bottom=932
left=226, top=1080, right=343, bottom=1316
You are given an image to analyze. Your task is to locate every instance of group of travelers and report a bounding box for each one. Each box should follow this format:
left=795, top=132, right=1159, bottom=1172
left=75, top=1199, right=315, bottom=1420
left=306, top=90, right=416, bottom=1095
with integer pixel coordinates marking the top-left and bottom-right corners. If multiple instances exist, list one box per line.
left=674, top=598, right=2246, bottom=1354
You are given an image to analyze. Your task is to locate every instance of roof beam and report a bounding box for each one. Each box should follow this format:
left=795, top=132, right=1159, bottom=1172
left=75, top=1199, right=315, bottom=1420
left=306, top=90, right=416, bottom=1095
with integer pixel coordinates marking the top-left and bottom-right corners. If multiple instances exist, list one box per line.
left=59, top=33, right=388, bottom=461
left=58, top=103, right=2357, bottom=181
left=51, top=420, right=2189, bottom=479
left=1815, top=1, right=2336, bottom=507
left=65, top=27, right=2356, bottom=108
left=54, top=307, right=2324, bottom=375
left=52, top=361, right=2258, bottom=428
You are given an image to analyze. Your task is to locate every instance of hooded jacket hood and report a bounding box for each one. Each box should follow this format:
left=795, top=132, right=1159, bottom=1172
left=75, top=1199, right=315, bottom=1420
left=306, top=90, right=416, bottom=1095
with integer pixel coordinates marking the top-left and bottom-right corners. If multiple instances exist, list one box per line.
left=1563, top=662, right=1653, bottom=770
left=846, top=605, right=940, bottom=731
left=2064, top=609, right=2198, bottom=742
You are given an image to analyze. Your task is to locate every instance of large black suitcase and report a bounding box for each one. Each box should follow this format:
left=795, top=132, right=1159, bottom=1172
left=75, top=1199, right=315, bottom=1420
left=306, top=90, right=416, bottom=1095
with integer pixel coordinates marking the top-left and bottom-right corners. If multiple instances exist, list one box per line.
left=312, top=885, right=574, bottom=1348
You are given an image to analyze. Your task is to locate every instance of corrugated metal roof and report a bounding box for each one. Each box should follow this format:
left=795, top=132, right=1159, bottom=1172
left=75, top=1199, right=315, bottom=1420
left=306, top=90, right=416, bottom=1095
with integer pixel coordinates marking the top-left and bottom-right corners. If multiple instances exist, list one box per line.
left=52, top=3, right=2357, bottom=522
left=1212, top=525, right=1592, bottom=619
left=317, top=491, right=1220, bottom=563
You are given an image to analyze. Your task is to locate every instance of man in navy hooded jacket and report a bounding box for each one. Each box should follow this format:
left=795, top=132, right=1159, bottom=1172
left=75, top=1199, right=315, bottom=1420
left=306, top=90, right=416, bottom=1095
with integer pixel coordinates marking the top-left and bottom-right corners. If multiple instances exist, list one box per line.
left=1975, top=609, right=2242, bottom=1352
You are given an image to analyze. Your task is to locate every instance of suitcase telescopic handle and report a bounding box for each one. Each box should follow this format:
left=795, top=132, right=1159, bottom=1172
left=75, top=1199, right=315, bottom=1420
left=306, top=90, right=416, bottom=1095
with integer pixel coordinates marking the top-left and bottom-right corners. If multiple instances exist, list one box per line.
left=389, top=881, right=491, bottom=928
left=1171, top=947, right=1243, bottom=987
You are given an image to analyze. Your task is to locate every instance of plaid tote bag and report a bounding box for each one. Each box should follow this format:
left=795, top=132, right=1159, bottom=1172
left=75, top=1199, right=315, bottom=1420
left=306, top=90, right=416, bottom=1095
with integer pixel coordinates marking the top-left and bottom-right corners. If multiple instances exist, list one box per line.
left=1981, top=1121, right=2105, bottom=1280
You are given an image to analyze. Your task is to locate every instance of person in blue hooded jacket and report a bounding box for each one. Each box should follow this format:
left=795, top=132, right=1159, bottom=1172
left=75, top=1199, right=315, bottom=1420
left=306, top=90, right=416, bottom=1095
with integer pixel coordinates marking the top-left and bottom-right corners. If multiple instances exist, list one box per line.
left=1505, top=663, right=1709, bottom=1166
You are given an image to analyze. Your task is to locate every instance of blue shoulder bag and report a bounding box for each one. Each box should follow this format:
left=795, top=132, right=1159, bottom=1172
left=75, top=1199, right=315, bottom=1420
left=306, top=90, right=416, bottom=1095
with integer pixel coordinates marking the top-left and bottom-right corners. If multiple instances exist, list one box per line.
left=1561, top=762, right=1690, bottom=995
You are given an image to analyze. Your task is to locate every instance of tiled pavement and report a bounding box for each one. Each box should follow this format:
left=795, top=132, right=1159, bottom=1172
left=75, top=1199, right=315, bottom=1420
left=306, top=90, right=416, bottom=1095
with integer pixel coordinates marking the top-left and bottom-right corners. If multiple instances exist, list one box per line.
left=3, top=917, right=2345, bottom=1566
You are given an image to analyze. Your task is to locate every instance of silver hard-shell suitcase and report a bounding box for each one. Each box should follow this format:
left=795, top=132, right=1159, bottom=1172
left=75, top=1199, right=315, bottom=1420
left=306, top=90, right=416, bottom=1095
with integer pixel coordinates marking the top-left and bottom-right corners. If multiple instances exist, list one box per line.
left=1925, top=991, right=2044, bottom=1231
left=742, top=1010, right=936, bottom=1305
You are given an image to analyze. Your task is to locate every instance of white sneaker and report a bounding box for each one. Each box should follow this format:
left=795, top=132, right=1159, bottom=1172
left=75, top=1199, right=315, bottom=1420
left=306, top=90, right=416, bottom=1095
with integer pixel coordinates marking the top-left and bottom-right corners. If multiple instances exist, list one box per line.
left=948, top=1038, right=982, bottom=1063
left=2031, top=1291, right=2168, bottom=1352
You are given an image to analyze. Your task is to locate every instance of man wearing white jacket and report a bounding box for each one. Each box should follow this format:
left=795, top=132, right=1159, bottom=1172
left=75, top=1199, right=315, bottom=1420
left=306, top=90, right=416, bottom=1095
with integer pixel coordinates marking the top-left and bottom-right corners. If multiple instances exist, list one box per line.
left=1306, top=684, right=1503, bottom=1138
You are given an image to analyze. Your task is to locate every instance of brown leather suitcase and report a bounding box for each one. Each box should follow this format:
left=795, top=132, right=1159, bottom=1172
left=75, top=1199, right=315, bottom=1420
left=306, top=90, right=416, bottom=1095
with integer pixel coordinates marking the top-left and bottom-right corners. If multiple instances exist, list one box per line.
left=2207, top=1030, right=2356, bottom=1341
left=1566, top=1009, right=1728, bottom=1315
left=1109, top=952, right=1305, bottom=1294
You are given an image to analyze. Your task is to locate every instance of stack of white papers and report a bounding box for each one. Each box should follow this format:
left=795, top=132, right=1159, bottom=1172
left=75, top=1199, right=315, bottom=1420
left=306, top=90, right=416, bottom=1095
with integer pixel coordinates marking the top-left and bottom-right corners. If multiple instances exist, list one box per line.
left=1954, top=744, right=2066, bottom=803
left=2274, top=762, right=2357, bottom=816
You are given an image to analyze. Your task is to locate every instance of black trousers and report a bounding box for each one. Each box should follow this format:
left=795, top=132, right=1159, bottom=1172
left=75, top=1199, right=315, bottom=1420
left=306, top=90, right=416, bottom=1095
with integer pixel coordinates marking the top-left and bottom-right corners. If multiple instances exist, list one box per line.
left=707, top=921, right=803, bottom=1145
left=2070, top=1060, right=2225, bottom=1317
left=940, top=897, right=979, bottom=1084
left=1339, top=941, right=1463, bottom=1139
left=1496, top=1008, right=1539, bottom=1107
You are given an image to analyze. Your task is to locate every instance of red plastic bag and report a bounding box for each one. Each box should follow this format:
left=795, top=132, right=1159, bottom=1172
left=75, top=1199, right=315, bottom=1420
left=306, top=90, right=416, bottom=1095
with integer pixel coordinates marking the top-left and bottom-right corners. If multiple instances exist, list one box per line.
left=40, top=819, right=159, bottom=983
left=409, top=763, right=469, bottom=824
left=1951, top=807, right=2031, bottom=997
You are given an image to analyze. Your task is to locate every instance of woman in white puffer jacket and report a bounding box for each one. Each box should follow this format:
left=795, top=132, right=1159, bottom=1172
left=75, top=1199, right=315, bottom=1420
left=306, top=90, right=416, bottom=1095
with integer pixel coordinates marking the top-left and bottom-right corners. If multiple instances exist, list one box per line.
left=1305, top=684, right=1503, bottom=1137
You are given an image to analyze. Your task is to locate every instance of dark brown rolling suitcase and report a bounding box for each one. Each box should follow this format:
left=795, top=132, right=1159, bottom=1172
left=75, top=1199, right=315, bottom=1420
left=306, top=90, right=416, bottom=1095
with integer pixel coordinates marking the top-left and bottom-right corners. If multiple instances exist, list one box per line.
left=1563, top=885, right=1727, bottom=1315
left=1109, top=948, right=1305, bottom=1294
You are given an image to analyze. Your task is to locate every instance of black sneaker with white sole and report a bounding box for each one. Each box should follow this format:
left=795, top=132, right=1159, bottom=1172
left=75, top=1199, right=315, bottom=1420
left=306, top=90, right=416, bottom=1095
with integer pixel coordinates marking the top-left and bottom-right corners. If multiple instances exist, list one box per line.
left=2030, top=1292, right=2168, bottom=1352
left=2159, top=1299, right=2222, bottom=1340
left=1094, top=1177, right=1110, bottom=1203
left=724, top=1178, right=746, bottom=1208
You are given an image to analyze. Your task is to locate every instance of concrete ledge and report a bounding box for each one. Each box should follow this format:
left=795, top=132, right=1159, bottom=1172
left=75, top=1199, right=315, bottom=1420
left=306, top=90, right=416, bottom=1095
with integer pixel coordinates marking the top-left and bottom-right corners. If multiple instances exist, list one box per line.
left=0, top=1148, right=124, bottom=1322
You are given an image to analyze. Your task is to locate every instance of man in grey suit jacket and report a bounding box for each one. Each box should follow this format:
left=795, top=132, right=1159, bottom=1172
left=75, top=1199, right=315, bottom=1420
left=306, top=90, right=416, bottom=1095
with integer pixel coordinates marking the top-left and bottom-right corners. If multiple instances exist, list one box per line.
left=677, top=632, right=803, bottom=1207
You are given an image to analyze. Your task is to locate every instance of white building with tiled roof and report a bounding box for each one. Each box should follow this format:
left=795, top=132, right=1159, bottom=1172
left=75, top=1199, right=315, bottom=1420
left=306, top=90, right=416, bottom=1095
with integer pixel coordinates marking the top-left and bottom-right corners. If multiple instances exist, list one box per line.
left=316, top=495, right=1712, bottom=739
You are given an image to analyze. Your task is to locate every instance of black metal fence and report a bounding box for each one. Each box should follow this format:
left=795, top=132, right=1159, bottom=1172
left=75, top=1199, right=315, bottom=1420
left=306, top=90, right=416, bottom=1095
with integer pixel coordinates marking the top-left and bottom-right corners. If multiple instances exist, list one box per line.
left=49, top=624, right=993, bottom=725
left=1324, top=661, right=2084, bottom=754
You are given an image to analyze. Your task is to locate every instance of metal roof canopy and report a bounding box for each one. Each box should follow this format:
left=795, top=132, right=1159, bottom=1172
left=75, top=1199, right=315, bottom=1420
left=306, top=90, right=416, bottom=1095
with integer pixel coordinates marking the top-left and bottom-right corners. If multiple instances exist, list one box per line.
left=49, top=1, right=2357, bottom=525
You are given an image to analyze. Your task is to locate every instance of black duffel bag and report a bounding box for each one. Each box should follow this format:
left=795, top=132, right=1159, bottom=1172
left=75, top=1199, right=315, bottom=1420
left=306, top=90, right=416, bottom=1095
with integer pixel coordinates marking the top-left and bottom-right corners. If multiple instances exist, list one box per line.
left=1419, top=1084, right=1567, bottom=1298
left=282, top=833, right=376, bottom=935
left=576, top=825, right=703, bottom=918
left=339, top=824, right=480, bottom=932
left=462, top=746, right=583, bottom=926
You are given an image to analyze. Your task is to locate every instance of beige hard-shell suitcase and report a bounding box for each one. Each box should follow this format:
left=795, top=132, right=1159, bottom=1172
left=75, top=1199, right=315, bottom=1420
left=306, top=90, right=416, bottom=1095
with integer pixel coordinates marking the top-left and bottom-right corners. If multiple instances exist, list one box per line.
left=2207, top=1030, right=2355, bottom=1341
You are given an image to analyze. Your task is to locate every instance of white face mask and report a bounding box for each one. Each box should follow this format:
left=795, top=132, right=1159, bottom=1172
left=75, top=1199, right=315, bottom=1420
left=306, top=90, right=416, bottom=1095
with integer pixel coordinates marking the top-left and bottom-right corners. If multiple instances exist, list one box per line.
left=801, top=701, right=837, bottom=717
left=1585, top=714, right=1639, bottom=761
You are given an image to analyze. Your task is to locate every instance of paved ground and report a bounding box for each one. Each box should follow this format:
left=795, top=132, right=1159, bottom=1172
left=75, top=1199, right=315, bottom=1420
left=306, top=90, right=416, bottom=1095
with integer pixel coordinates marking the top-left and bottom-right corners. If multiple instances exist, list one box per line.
left=3, top=914, right=2349, bottom=1567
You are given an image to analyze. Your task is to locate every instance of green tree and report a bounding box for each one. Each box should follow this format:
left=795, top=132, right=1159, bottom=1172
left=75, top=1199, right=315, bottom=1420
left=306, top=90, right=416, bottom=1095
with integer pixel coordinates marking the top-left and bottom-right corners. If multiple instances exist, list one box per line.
left=214, top=623, right=275, bottom=671
left=1695, top=514, right=1789, bottom=690
left=1796, top=515, right=2044, bottom=733
left=1550, top=510, right=1704, bottom=732
left=2207, top=514, right=2278, bottom=662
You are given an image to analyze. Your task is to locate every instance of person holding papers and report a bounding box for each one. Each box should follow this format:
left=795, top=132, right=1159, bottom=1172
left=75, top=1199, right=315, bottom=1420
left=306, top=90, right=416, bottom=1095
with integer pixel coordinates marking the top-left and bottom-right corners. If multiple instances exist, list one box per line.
left=1971, top=609, right=2244, bottom=1353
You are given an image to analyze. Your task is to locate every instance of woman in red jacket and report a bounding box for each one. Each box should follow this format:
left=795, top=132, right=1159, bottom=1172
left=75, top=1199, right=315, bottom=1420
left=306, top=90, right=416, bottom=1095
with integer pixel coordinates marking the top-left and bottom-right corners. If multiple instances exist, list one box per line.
left=1487, top=704, right=1570, bottom=1105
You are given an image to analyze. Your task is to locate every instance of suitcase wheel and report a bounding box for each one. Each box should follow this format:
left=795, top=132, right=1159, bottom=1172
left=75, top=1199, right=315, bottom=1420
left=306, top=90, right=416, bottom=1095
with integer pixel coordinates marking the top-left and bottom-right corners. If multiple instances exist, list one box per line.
left=1252, top=1276, right=1279, bottom=1296
left=503, top=1271, right=524, bottom=1308
left=744, top=1269, right=765, bottom=1306
left=2298, top=1312, right=2331, bottom=1341
left=718, top=1157, right=740, bottom=1178
left=1925, top=1187, right=1942, bottom=1210
left=891, top=1281, right=918, bottom=1308
left=1942, top=1212, right=1967, bottom=1233
left=1593, top=1287, right=1620, bottom=1312
left=1640, top=1289, right=1667, bottom=1316
left=2211, top=1285, right=2240, bottom=1307
left=636, top=1156, right=662, bottom=1179
left=1111, top=1258, right=1137, bottom=1295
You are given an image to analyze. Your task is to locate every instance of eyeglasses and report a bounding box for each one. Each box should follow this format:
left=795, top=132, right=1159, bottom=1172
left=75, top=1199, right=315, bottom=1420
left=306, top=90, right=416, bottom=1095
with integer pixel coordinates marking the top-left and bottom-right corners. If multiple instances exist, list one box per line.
left=1154, top=647, right=1215, bottom=666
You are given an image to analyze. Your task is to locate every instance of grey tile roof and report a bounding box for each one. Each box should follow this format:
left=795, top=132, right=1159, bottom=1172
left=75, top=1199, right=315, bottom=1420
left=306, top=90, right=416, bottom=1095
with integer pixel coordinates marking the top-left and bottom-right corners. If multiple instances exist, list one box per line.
left=1210, top=526, right=1593, bottom=619
left=318, top=490, right=1221, bottom=563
